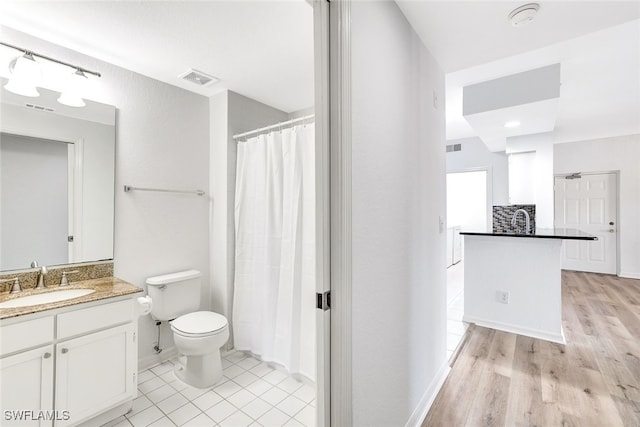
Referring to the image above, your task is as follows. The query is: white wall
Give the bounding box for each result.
[554,134,640,278]
[446,137,509,208]
[351,2,448,425]
[209,90,288,348]
[508,151,536,204]
[2,26,211,367]
[446,171,487,232]
[507,132,554,228]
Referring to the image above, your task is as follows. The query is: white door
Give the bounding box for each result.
[554,173,617,274]
[0,345,54,427]
[54,324,135,426]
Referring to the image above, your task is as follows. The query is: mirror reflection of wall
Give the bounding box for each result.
[1,134,70,270]
[0,80,115,271]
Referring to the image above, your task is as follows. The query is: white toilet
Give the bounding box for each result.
[146,270,229,389]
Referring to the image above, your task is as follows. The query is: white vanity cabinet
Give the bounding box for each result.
[0,297,137,427]
[0,344,55,427]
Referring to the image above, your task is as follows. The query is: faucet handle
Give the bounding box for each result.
[0,278,21,294]
[60,270,80,287]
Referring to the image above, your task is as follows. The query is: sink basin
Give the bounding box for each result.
[0,289,96,309]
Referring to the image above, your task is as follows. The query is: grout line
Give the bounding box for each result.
[109,352,317,427]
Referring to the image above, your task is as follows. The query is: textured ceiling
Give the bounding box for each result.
[0,1,314,113]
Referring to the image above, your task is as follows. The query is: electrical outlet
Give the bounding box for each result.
[496,290,510,304]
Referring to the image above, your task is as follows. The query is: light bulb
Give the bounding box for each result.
[58,69,87,107]
[3,52,41,97]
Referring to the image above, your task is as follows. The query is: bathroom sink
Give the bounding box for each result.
[0,289,96,309]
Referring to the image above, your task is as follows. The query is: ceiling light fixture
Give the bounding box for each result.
[504,120,521,128]
[1,41,101,107]
[4,52,41,97]
[58,69,89,107]
[508,3,540,27]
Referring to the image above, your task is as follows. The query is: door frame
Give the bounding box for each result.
[553,170,620,276]
[313,0,332,426]
[327,0,352,425]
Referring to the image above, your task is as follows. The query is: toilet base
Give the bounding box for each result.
[174,352,224,389]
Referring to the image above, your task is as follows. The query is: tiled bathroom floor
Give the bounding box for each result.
[102,351,316,427]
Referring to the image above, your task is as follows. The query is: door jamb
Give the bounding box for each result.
[313,0,332,426]
[328,0,353,425]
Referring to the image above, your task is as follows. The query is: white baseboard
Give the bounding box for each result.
[404,361,450,427]
[620,271,640,280]
[463,315,566,345]
[138,346,178,371]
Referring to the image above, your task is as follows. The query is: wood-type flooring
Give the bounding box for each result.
[423,270,640,426]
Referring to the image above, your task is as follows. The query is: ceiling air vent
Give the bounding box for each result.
[179,69,219,87]
[25,103,55,113]
[446,143,462,153]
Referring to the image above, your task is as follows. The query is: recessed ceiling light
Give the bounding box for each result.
[508,3,540,27]
[504,121,521,128]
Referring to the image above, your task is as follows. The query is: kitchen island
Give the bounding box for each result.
[460,228,596,344]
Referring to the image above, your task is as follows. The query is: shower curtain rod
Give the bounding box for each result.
[232,114,314,140]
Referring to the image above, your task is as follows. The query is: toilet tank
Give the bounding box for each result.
[146,270,202,321]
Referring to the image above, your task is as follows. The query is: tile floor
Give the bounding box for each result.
[102,352,316,427]
[446,260,468,361]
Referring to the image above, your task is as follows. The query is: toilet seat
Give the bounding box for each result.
[171,311,228,338]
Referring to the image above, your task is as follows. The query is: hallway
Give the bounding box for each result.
[424,270,640,426]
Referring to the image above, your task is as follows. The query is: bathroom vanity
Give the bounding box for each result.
[460,228,596,344]
[0,277,142,427]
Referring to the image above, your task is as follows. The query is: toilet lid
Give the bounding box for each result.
[171,311,228,336]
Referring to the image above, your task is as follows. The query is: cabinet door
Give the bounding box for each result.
[54,324,135,426]
[0,345,54,427]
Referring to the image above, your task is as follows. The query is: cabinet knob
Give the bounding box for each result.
[43,352,51,359]
[61,348,69,354]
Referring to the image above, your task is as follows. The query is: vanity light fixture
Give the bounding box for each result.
[4,51,41,97]
[504,120,521,128]
[58,69,89,107]
[1,41,101,107]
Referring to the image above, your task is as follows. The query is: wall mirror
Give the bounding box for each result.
[0,77,115,271]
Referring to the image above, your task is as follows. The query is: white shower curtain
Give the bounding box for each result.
[233,123,316,381]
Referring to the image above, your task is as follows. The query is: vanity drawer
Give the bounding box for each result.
[1,316,54,356]
[57,299,133,339]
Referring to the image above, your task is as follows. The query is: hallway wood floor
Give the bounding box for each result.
[422,270,640,427]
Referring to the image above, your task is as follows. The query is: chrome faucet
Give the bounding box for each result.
[0,277,21,294]
[511,209,531,234]
[31,261,48,289]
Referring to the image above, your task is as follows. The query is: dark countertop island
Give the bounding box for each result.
[460,227,597,241]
